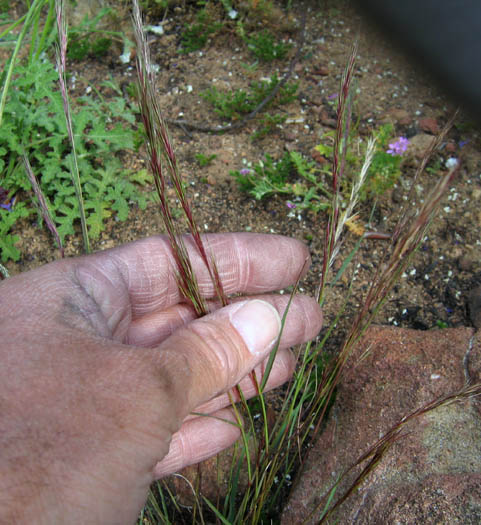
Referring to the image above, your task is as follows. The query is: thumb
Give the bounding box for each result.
[155,299,281,416]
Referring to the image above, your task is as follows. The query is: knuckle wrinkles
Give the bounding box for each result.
[187,321,243,391]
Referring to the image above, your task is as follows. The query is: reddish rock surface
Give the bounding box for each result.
[282,326,481,524]
[419,116,440,134]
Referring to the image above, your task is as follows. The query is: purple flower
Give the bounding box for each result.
[239,168,253,176]
[286,201,297,209]
[0,187,15,212]
[387,136,409,156]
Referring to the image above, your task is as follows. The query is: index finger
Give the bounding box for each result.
[84,233,310,317]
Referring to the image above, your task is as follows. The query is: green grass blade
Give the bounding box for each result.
[202,496,233,525]
[0,0,46,127]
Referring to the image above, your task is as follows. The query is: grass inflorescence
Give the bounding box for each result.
[132,0,228,314]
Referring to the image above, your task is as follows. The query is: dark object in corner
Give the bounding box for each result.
[357,0,481,119]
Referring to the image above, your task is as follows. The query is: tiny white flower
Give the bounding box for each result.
[119,50,131,64]
[445,157,458,169]
[146,24,164,35]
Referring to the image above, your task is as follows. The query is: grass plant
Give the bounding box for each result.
[132,0,228,314]
[131,23,481,522]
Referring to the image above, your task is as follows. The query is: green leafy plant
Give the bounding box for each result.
[313,123,407,202]
[246,123,407,214]
[0,57,149,262]
[0,0,57,129]
[233,152,293,198]
[0,0,11,14]
[180,7,223,54]
[201,73,298,121]
[231,150,331,212]
[250,112,286,140]
[360,123,406,199]
[65,7,126,61]
[195,152,217,167]
[67,35,112,61]
[0,203,30,263]
[234,123,407,215]
[245,29,291,62]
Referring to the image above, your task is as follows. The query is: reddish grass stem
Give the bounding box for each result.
[23,154,64,258]
[132,0,228,314]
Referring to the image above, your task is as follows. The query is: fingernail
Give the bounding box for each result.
[230,300,281,356]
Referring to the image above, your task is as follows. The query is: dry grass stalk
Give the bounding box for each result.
[316,382,481,523]
[55,0,90,254]
[317,41,359,304]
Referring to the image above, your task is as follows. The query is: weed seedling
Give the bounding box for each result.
[195,152,217,167]
[201,74,298,121]
[231,151,331,212]
[180,8,223,54]
[245,29,291,62]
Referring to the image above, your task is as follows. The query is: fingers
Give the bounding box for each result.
[152,349,296,478]
[76,233,311,319]
[151,300,282,415]
[187,347,296,421]
[126,293,323,348]
[146,292,321,417]
[152,408,240,478]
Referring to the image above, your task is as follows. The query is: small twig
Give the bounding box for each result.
[166,8,307,134]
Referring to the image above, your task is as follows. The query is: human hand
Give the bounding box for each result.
[0,233,322,524]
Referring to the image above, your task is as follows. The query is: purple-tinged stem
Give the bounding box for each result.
[23,154,64,258]
[133,0,228,315]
